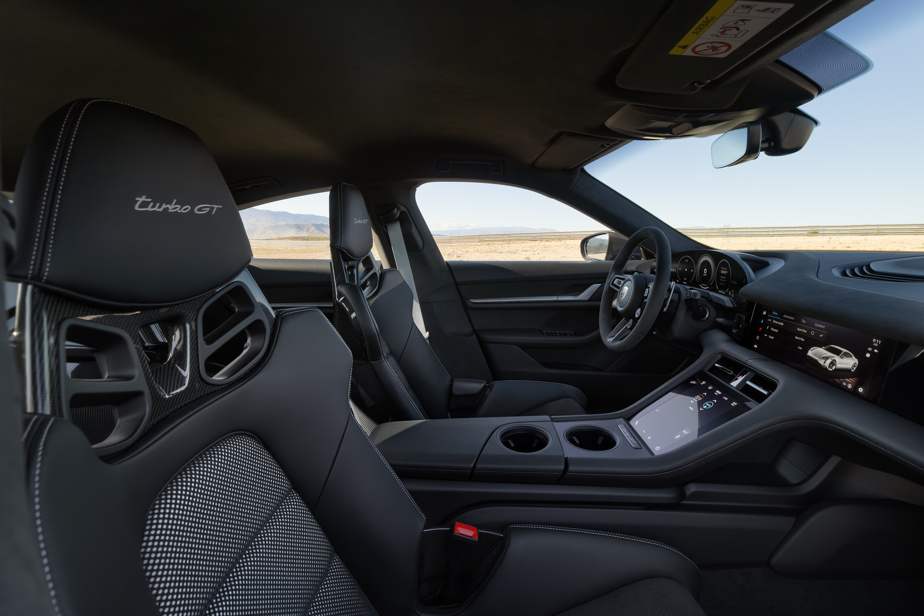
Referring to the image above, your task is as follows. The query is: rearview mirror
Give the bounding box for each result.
[712,110,818,168]
[711,123,761,168]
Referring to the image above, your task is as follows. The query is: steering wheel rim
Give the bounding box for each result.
[598,226,672,352]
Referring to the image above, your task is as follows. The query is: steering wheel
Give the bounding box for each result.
[599,226,672,351]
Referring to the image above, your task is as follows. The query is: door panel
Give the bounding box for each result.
[248,258,333,316]
[449,260,693,411]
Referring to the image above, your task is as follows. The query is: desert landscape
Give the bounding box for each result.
[250,234,924,261]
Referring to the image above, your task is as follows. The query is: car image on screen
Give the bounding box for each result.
[807,345,859,372]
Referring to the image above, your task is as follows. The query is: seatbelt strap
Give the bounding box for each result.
[383,208,428,339]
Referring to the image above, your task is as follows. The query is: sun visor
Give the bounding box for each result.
[615,0,871,95]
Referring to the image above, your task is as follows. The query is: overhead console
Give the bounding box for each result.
[748,304,897,401]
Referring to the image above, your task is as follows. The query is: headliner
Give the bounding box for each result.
[0,0,870,204]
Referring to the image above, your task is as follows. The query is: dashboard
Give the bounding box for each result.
[671,249,753,298]
[659,248,920,419]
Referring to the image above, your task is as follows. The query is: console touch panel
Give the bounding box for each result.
[630,376,755,455]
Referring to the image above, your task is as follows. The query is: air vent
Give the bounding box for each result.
[838,265,924,282]
[837,256,924,282]
[197,282,270,384]
[708,355,747,385]
[58,319,151,454]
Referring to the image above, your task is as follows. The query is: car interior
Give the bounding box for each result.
[2,1,923,616]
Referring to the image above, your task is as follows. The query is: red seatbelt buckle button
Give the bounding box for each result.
[453,522,478,542]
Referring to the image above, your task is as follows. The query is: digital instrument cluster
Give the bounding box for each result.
[749,305,897,401]
[671,250,751,298]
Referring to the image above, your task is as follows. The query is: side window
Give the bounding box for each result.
[241,191,330,260]
[415,182,607,261]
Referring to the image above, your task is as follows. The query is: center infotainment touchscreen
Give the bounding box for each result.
[630,376,755,455]
[749,306,896,400]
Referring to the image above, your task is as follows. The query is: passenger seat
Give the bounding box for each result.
[329,183,589,423]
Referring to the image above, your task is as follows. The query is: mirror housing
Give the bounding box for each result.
[711,123,762,168]
[712,109,818,168]
[763,109,818,157]
[580,232,627,261]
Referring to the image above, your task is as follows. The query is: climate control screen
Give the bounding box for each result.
[630,376,755,455]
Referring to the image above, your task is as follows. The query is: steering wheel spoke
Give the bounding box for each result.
[609,274,628,291]
[606,318,633,343]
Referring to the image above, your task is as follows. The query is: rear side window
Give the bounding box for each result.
[415,182,606,261]
[242,192,330,260]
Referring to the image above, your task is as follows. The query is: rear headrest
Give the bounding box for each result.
[8,99,252,306]
[329,183,373,260]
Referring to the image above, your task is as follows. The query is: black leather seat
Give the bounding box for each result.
[10,100,704,616]
[329,183,589,424]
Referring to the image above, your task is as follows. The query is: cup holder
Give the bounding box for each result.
[566,427,617,451]
[499,426,550,453]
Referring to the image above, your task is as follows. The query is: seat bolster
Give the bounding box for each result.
[474,380,587,417]
[459,525,701,616]
[338,282,385,360]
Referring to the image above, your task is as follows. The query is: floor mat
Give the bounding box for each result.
[698,568,924,616]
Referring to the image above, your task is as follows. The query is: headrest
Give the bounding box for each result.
[8,99,252,306]
[329,183,373,260]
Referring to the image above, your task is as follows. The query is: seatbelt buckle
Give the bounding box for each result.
[447,522,479,562]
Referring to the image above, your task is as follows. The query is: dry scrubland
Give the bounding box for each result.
[250,235,924,261]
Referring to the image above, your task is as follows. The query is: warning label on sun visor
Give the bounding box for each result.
[670,1,794,58]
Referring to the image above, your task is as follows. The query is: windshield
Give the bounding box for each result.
[585,1,923,253]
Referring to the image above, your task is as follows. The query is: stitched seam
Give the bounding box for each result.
[40,99,183,283]
[352,415,425,520]
[303,550,339,614]
[381,357,426,420]
[422,527,504,537]
[507,524,698,570]
[354,290,426,420]
[22,415,39,442]
[32,419,62,616]
[29,102,77,279]
[279,307,423,519]
[42,100,96,282]
[203,485,300,612]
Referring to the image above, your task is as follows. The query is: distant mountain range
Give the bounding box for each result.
[240,208,555,239]
[430,227,554,236]
[240,209,330,239]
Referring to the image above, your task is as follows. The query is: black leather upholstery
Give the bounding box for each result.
[8,99,252,306]
[14,103,703,616]
[460,525,701,616]
[329,183,374,260]
[328,183,588,421]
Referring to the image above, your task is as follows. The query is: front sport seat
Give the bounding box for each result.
[329,183,589,424]
[10,100,705,616]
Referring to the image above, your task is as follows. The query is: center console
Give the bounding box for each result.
[373,342,778,483]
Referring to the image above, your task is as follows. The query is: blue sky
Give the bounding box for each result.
[259,0,922,231]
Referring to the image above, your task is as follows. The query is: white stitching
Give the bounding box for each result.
[351,414,426,520]
[41,100,96,282]
[32,419,62,616]
[21,415,39,442]
[29,102,77,279]
[277,307,425,520]
[507,524,698,570]
[354,289,426,420]
[40,99,183,282]
[422,527,504,537]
